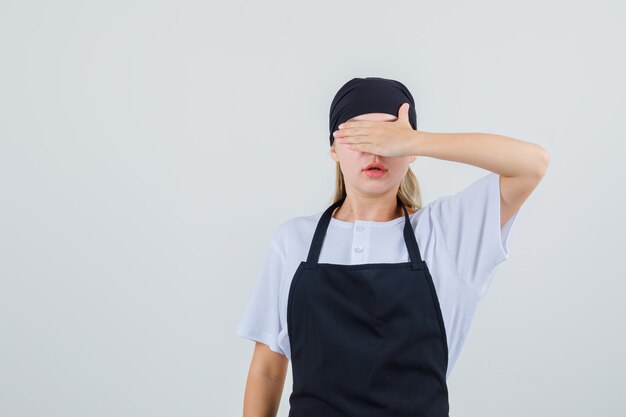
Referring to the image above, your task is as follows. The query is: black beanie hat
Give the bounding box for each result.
[328,77,417,146]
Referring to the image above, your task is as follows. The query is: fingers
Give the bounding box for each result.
[335,137,361,145]
[333,128,367,139]
[338,121,372,130]
[347,142,376,154]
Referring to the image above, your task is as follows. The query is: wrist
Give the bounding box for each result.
[408,130,429,157]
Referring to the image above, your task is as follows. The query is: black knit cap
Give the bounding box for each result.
[328,77,417,146]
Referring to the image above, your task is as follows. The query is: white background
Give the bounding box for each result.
[1,0,624,416]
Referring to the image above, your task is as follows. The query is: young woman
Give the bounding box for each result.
[236,77,549,417]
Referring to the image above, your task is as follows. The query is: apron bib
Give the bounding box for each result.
[287,197,450,417]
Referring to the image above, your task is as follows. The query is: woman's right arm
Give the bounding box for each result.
[242,341,289,417]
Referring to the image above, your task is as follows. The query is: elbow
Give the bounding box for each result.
[532,145,550,178]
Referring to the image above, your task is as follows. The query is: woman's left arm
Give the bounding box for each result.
[409,131,550,226]
[334,105,550,226]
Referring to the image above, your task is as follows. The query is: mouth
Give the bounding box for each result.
[362,163,388,172]
[362,163,388,178]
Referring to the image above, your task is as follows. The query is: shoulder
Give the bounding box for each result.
[270,209,324,251]
[409,199,438,232]
[423,172,500,224]
[431,172,499,205]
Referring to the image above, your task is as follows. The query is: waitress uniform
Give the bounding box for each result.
[287,196,449,416]
[236,172,522,416]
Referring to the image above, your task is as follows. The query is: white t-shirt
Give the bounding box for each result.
[235,172,520,380]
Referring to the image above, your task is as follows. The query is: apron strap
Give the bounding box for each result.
[305,196,425,270]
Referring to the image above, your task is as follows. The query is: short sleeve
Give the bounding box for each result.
[430,172,520,297]
[235,236,286,356]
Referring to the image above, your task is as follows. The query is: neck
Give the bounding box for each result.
[333,192,414,222]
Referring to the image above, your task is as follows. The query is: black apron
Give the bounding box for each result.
[287,196,450,417]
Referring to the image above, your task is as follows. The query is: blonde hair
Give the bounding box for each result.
[330,161,423,212]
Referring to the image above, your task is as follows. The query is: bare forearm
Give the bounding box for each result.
[410,131,549,178]
[242,370,285,417]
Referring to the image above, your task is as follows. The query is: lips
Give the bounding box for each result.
[363,163,387,172]
[362,163,388,178]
